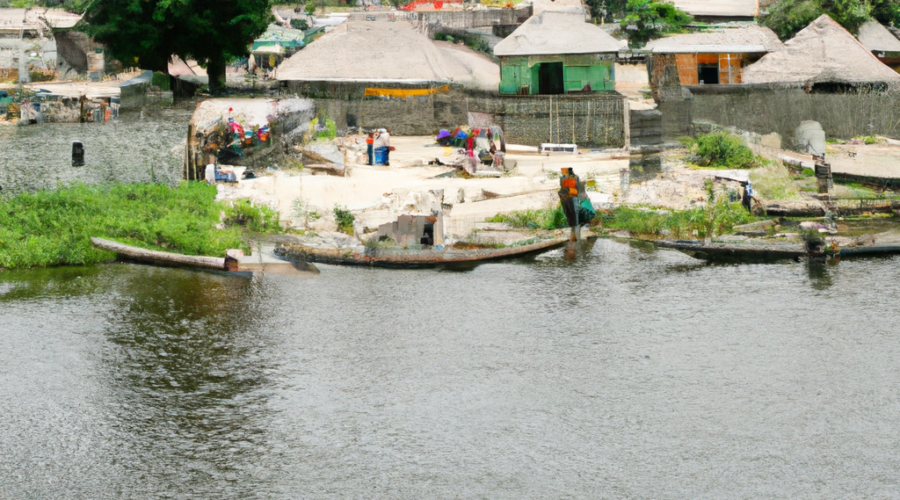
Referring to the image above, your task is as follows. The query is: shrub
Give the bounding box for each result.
[224,200,282,233]
[290,18,309,30]
[599,198,755,239]
[333,204,355,234]
[621,0,693,48]
[695,132,757,169]
[487,205,568,230]
[0,182,277,269]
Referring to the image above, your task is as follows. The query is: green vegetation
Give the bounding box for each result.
[750,163,802,201]
[434,32,491,55]
[223,200,282,233]
[0,183,280,270]
[599,199,755,239]
[691,132,757,169]
[333,204,355,234]
[290,18,310,30]
[309,117,338,140]
[761,0,899,40]
[621,0,693,48]
[80,0,271,94]
[486,205,568,230]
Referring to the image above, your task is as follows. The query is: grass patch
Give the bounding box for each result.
[599,199,755,239]
[486,205,568,230]
[688,132,758,169]
[750,163,801,201]
[333,204,355,235]
[0,182,279,269]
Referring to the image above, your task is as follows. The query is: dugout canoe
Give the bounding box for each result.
[90,237,236,271]
[274,237,569,268]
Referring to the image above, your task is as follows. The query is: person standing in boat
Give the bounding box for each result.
[558,168,585,241]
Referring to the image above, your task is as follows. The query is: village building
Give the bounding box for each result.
[493,11,624,95]
[743,15,900,91]
[276,20,499,92]
[644,26,783,86]
[857,20,900,73]
[0,7,85,82]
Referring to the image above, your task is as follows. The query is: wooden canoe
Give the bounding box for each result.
[275,237,569,268]
[91,237,233,271]
[653,239,807,262]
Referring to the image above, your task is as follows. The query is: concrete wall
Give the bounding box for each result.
[657,84,900,148]
[53,30,102,75]
[285,81,627,147]
[614,61,650,98]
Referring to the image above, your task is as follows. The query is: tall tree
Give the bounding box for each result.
[621,0,692,48]
[80,0,271,94]
[761,0,898,40]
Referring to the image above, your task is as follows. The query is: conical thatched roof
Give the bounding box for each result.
[743,15,900,87]
[493,11,624,57]
[276,20,499,90]
[858,20,900,54]
[644,26,783,54]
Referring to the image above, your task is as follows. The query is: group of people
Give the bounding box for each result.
[365,128,392,166]
[435,125,507,173]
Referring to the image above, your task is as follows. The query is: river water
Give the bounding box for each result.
[2,239,899,499]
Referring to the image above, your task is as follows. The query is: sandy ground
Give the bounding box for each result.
[217,136,627,237]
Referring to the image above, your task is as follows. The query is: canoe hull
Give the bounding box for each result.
[275,238,569,268]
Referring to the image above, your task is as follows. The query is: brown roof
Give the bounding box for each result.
[743,15,900,87]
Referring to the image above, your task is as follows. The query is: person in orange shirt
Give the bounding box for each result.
[366,132,374,165]
[558,168,583,241]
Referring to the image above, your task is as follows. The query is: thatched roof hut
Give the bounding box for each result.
[276,20,499,91]
[857,20,900,54]
[743,15,900,89]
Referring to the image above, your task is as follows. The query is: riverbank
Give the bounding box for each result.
[0,182,279,270]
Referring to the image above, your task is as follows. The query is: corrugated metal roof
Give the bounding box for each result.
[493,11,624,57]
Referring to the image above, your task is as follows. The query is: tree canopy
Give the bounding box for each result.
[761,0,900,40]
[620,0,693,48]
[79,0,271,94]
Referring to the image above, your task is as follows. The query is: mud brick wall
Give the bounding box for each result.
[285,82,626,147]
[658,84,900,149]
[493,94,626,148]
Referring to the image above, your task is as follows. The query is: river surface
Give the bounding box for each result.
[0,106,193,194]
[2,239,899,498]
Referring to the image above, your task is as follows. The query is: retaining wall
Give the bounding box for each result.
[285,81,627,147]
[658,84,900,149]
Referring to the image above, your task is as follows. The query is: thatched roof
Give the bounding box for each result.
[858,20,900,54]
[276,20,499,90]
[743,15,900,87]
[644,26,782,54]
[671,0,758,18]
[493,11,623,57]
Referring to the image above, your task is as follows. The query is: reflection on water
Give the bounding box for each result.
[2,242,900,498]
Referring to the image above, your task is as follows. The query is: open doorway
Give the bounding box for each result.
[538,62,564,95]
[698,64,719,84]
